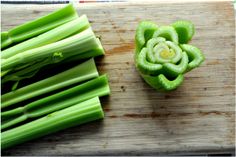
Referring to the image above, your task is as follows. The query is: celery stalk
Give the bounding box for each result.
[1,75,110,130]
[1,58,99,109]
[1,15,90,59]
[1,97,104,150]
[1,27,105,83]
[2,27,103,70]
[1,4,78,49]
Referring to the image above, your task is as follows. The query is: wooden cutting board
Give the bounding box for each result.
[1,1,235,155]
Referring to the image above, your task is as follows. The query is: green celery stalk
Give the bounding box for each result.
[1,75,110,130]
[1,4,78,49]
[1,27,105,83]
[1,15,90,59]
[1,58,99,109]
[1,97,104,150]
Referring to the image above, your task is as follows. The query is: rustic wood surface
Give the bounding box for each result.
[1,1,235,155]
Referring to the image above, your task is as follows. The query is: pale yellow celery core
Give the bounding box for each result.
[160,49,175,59]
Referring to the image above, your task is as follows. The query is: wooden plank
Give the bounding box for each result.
[1,1,235,155]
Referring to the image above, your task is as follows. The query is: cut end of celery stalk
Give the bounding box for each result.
[64,38,105,63]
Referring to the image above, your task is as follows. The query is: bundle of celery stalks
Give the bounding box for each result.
[1,4,110,149]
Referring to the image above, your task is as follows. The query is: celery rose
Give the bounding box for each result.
[135,20,205,91]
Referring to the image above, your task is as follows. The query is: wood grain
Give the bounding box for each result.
[1,1,235,155]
